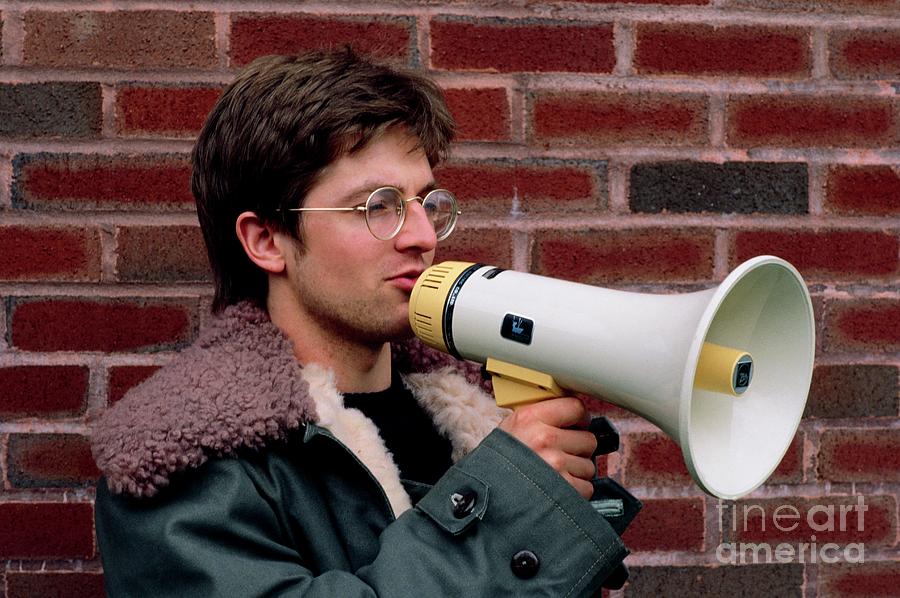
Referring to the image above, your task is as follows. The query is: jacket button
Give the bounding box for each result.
[510,550,540,579]
[449,488,477,519]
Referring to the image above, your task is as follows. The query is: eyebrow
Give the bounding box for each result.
[341,180,439,203]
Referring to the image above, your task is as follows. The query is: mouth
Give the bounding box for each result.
[387,269,424,293]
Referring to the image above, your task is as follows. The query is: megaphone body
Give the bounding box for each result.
[409,256,815,500]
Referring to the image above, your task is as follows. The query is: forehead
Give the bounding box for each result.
[314,128,432,194]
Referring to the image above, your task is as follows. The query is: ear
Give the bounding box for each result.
[235,211,287,274]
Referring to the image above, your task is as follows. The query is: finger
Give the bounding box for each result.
[552,428,598,458]
[562,473,594,500]
[517,396,587,429]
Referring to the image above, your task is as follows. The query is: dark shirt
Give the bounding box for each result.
[343,371,454,486]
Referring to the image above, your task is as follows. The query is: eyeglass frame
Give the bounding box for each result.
[282,186,462,241]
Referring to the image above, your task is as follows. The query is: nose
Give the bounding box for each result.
[394,198,437,253]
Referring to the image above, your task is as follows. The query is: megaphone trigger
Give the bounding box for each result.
[483,357,564,408]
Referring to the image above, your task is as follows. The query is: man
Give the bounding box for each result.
[91,49,631,596]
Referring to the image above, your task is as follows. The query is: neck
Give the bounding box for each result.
[266,289,392,393]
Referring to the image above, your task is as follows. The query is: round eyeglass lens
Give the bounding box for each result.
[423,189,458,240]
[365,187,404,240]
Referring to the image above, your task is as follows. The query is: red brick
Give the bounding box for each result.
[230,14,411,67]
[727,96,897,148]
[826,165,900,216]
[635,24,809,77]
[730,495,895,546]
[0,502,94,558]
[534,228,715,284]
[108,365,161,404]
[7,572,106,598]
[8,434,99,488]
[819,429,900,483]
[820,562,900,598]
[24,11,215,69]
[0,365,89,418]
[768,434,804,484]
[533,92,708,146]
[10,298,197,352]
[435,228,512,268]
[622,498,705,551]
[622,431,691,486]
[442,88,510,142]
[117,85,222,137]
[117,226,211,283]
[432,18,614,74]
[13,153,193,210]
[435,160,602,215]
[806,364,898,419]
[831,30,900,80]
[824,298,900,353]
[732,229,898,280]
[0,226,101,281]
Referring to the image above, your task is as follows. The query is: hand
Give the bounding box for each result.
[498,397,598,499]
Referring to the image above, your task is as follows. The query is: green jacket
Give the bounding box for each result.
[92,303,628,596]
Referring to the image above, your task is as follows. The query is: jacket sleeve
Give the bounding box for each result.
[95,428,628,597]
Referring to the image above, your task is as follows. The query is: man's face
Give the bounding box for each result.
[281,127,439,345]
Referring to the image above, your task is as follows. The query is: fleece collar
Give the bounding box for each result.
[90,302,505,517]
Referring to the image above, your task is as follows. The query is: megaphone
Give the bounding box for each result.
[409,256,815,500]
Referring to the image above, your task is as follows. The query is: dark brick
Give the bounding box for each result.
[12,153,193,211]
[8,434,99,488]
[824,298,900,353]
[435,159,604,215]
[117,226,211,283]
[727,96,896,148]
[230,14,411,66]
[435,227,512,268]
[0,502,94,558]
[622,431,691,486]
[820,562,900,598]
[431,17,614,73]
[534,228,715,284]
[24,11,216,69]
[819,430,900,483]
[10,298,197,352]
[0,365,89,419]
[730,495,895,546]
[806,365,898,419]
[630,161,807,214]
[826,165,900,216]
[0,83,101,138]
[635,24,809,77]
[625,565,803,597]
[593,0,707,4]
[732,230,898,279]
[442,88,510,142]
[117,85,223,137]
[730,0,900,13]
[622,498,705,551]
[768,434,805,485]
[7,572,106,598]
[108,365,161,404]
[831,29,900,80]
[533,92,708,146]
[0,226,102,281]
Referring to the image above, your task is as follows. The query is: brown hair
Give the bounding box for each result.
[191,49,455,313]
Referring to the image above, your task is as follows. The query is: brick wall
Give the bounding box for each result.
[0,1,897,597]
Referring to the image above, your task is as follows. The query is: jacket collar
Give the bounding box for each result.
[90,301,505,514]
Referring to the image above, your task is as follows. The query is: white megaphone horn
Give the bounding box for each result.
[409,256,815,500]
